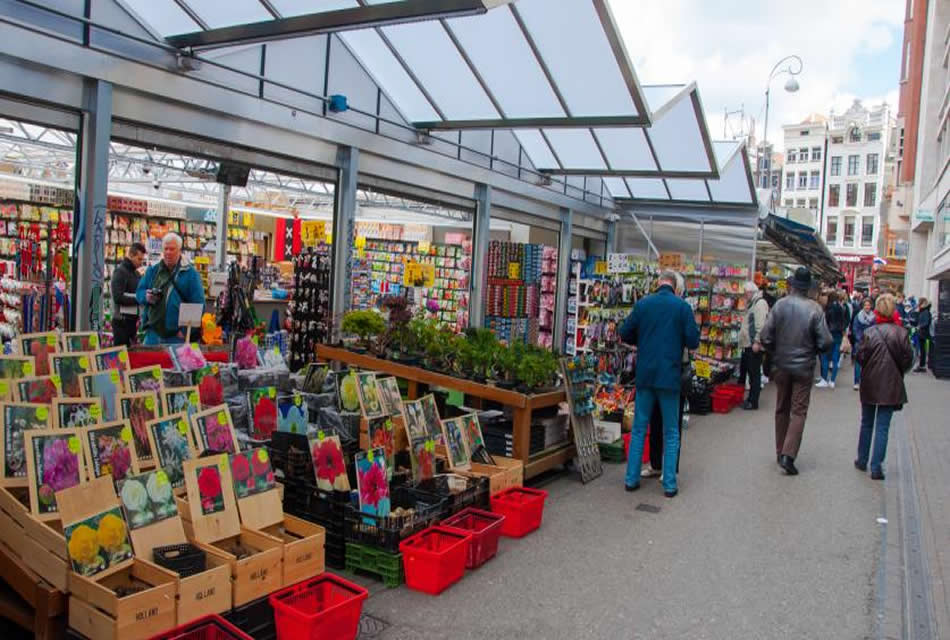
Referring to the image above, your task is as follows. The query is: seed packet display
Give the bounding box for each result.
[277,394,308,434]
[52,398,103,429]
[192,364,224,407]
[116,468,178,529]
[62,332,99,352]
[190,405,239,455]
[458,412,486,456]
[356,373,384,419]
[80,370,122,422]
[93,346,130,384]
[162,386,201,423]
[336,371,361,413]
[408,436,436,483]
[229,448,276,500]
[355,447,390,521]
[0,402,52,486]
[80,420,141,482]
[124,365,165,396]
[24,428,86,520]
[50,353,95,398]
[63,504,133,577]
[18,332,59,376]
[0,356,37,380]
[247,387,278,439]
[418,394,442,441]
[119,392,159,466]
[15,376,62,404]
[145,413,195,491]
[376,377,402,417]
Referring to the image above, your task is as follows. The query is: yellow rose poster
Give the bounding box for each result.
[64,506,133,576]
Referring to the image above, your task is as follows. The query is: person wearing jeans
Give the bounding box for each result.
[738,281,770,409]
[850,299,875,389]
[818,290,847,388]
[854,294,913,479]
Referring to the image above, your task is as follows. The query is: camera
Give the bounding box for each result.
[148,288,164,302]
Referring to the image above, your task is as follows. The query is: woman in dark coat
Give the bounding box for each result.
[915,297,933,371]
[854,294,914,480]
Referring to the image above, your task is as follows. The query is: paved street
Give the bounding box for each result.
[360,363,948,640]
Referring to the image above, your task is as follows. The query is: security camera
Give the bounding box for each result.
[141,166,151,175]
[605,213,621,222]
[152,178,161,190]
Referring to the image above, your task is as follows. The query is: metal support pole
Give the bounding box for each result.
[605,219,617,254]
[332,146,359,330]
[698,219,705,263]
[553,207,573,353]
[72,79,112,331]
[214,184,230,270]
[469,183,491,328]
[628,212,659,258]
[750,223,759,275]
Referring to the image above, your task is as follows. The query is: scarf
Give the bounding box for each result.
[857,309,875,326]
[874,310,896,324]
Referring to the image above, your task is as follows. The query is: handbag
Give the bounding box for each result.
[840,335,851,354]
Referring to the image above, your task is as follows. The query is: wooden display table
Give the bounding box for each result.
[0,542,65,639]
[315,345,574,479]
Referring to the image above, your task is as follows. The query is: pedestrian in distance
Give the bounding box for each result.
[817,290,847,388]
[854,294,913,480]
[738,281,769,410]
[759,267,833,476]
[619,270,700,497]
[110,242,146,347]
[850,298,876,389]
[136,232,206,346]
[915,298,933,372]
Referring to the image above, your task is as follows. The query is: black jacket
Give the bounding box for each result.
[111,258,141,318]
[918,304,932,336]
[825,302,847,335]
[856,320,913,407]
[760,290,833,378]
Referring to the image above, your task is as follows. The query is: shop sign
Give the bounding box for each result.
[404,261,435,287]
[913,208,934,225]
[694,360,712,379]
[300,221,326,245]
[836,255,864,263]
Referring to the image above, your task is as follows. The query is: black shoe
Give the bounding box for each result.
[778,455,798,475]
[625,483,640,492]
[777,453,782,465]
[870,470,885,480]
[743,400,758,410]
[664,489,678,498]
[854,460,867,472]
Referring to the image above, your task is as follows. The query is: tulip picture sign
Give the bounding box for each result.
[58,477,135,579]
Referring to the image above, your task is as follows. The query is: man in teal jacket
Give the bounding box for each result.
[135,232,205,345]
[619,270,700,497]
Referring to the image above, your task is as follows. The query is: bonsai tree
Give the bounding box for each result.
[461,328,501,381]
[340,310,386,351]
[379,295,413,357]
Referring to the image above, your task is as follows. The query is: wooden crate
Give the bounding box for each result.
[68,559,178,640]
[464,456,524,495]
[0,489,69,592]
[186,526,283,607]
[174,554,232,626]
[258,515,325,587]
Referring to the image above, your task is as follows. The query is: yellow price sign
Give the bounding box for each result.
[417,241,431,254]
[178,420,188,434]
[694,360,712,379]
[151,368,162,379]
[118,350,128,363]
[46,335,57,347]
[89,404,102,419]
[78,356,89,369]
[144,397,155,411]
[0,381,8,396]
[507,262,520,279]
[22,362,33,376]
[89,335,98,347]
[36,407,49,421]
[120,426,132,443]
[68,436,81,454]
[109,370,120,383]
[594,261,608,275]
[403,261,435,288]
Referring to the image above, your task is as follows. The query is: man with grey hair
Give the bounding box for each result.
[619,270,699,497]
[135,232,205,345]
[738,280,770,409]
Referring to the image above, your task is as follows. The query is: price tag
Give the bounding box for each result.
[46,335,57,347]
[217,411,227,424]
[89,335,98,347]
[594,261,608,275]
[293,395,302,407]
[118,350,128,363]
[36,407,48,421]
[268,388,276,399]
[0,381,8,396]
[252,336,259,346]
[178,420,188,434]
[50,374,61,386]
[258,449,269,463]
[191,343,199,352]
[218,457,228,474]
[22,362,33,376]
[151,367,162,379]
[212,364,219,375]
[424,440,434,452]
[78,356,89,369]
[90,404,102,419]
[273,347,280,358]
[694,360,712,379]
[367,449,374,462]
[155,470,169,487]
[189,392,199,406]
[144,397,155,411]
[109,370,120,383]
[317,430,325,441]
[68,436,81,454]
[120,426,132,443]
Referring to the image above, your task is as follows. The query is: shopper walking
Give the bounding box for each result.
[110,242,146,347]
[854,294,913,480]
[620,270,699,497]
[738,281,769,409]
[759,267,833,476]
[136,233,205,346]
[817,290,847,388]
[851,298,875,389]
[915,298,933,372]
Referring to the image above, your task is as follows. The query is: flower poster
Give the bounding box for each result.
[196,464,225,516]
[119,392,159,464]
[308,434,350,492]
[336,372,361,413]
[162,386,201,423]
[440,417,472,471]
[15,376,61,404]
[368,416,395,480]
[459,412,485,453]
[418,394,443,441]
[93,347,130,385]
[80,370,122,422]
[50,353,94,398]
[247,388,277,439]
[230,448,276,500]
[356,373,384,419]
[408,437,436,483]
[0,356,35,380]
[125,366,165,396]
[145,414,195,490]
[24,429,86,519]
[64,507,133,576]
[116,469,177,529]
[19,332,59,376]
[402,398,428,441]
[53,398,102,430]
[192,365,224,408]
[1,402,51,485]
[81,421,140,482]
[376,377,402,417]
[355,447,390,521]
[191,406,239,454]
[277,395,308,434]
[63,332,99,352]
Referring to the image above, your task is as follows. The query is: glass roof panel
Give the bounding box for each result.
[378,20,499,120]
[665,179,710,201]
[447,9,564,118]
[269,0,359,17]
[646,91,710,172]
[542,129,606,171]
[593,128,655,172]
[712,140,741,169]
[601,177,631,198]
[514,0,638,118]
[512,130,559,169]
[122,0,201,36]
[707,153,755,204]
[185,0,273,28]
[625,178,668,200]
[642,85,686,113]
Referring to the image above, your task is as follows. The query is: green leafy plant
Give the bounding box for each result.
[514,344,559,392]
[340,310,386,351]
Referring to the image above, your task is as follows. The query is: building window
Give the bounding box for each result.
[832,136,844,144]
[828,184,840,207]
[827,217,838,244]
[785,199,793,207]
[797,199,806,207]
[801,130,810,136]
[866,153,879,174]
[809,170,820,189]
[809,198,818,210]
[800,147,809,160]
[844,215,856,245]
[849,128,862,143]
[786,172,794,189]
[864,183,877,207]
[846,183,858,207]
[798,172,808,189]
[811,147,822,161]
[861,217,874,247]
[848,155,860,175]
[831,156,842,176]
[772,173,780,187]
[787,149,797,163]
[868,132,881,141]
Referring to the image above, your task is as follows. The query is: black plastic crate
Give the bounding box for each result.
[409,474,490,516]
[343,485,447,553]
[153,543,206,578]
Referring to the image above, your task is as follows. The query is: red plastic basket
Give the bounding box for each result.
[441,507,505,569]
[399,525,472,595]
[148,615,252,640]
[718,383,746,403]
[269,573,368,640]
[710,392,733,413]
[489,487,548,538]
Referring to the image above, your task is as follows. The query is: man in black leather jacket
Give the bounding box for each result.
[759,267,833,475]
[110,242,145,346]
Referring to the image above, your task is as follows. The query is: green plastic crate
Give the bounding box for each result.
[598,438,626,463]
[345,542,404,588]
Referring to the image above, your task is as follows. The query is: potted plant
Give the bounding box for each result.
[461,328,500,383]
[340,310,386,353]
[515,345,560,394]
[493,342,521,389]
[379,295,413,360]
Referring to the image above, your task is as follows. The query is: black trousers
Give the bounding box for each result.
[112,316,138,347]
[738,347,763,406]
[648,393,685,471]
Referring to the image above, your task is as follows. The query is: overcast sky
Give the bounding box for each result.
[609,0,905,151]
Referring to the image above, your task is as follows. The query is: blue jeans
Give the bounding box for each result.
[853,361,862,385]
[625,387,681,492]
[820,335,843,382]
[856,403,894,474]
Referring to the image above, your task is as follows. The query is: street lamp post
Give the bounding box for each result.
[762,55,803,198]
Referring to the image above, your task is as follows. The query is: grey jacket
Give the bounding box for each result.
[759,291,833,378]
[738,294,769,349]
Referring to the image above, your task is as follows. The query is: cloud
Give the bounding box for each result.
[609,0,904,150]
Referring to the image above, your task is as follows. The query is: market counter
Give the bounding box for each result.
[315,345,574,480]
